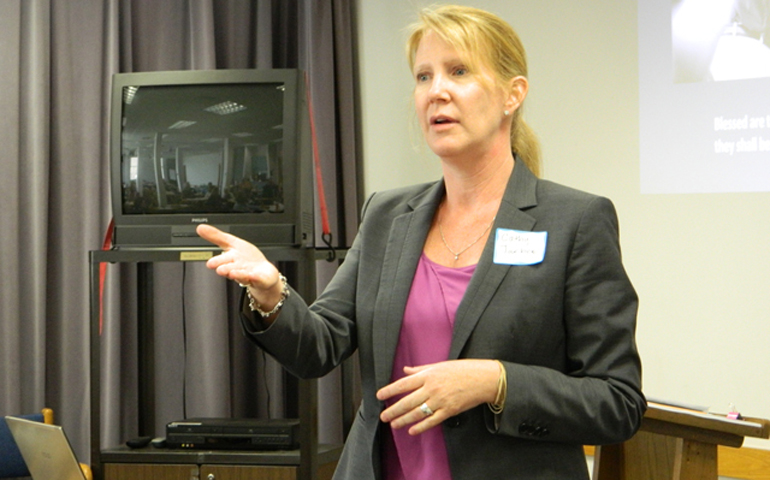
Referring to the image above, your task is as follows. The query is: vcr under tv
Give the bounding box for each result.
[166,418,300,450]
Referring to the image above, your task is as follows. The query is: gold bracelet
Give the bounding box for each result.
[488,360,507,414]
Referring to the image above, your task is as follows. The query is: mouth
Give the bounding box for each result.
[430,115,457,126]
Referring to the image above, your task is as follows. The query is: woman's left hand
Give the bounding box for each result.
[376,359,501,435]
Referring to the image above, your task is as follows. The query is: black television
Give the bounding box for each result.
[109,69,314,248]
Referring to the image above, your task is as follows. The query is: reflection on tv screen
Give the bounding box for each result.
[120,82,286,215]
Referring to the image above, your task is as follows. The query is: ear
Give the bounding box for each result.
[505,76,529,114]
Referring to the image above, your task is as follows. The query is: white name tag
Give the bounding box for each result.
[493,229,547,266]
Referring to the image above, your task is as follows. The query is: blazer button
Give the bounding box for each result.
[518,423,534,436]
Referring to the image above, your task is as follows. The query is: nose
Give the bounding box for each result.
[428,74,450,102]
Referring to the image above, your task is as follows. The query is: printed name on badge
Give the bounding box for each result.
[493,229,547,266]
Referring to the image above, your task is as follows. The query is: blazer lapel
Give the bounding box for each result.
[449,161,539,359]
[372,182,444,389]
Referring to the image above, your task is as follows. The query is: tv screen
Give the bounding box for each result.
[109,69,313,248]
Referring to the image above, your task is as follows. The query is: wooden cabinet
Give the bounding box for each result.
[103,463,196,480]
[104,458,338,480]
[201,465,299,480]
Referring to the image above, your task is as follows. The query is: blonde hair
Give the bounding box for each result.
[406,5,541,176]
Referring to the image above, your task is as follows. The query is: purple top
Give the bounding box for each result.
[383,253,476,480]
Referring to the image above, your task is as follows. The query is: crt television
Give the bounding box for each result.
[109,69,314,248]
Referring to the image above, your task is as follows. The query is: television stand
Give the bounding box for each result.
[88,246,348,480]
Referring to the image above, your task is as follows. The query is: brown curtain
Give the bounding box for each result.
[0,0,361,463]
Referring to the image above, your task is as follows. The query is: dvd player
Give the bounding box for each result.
[166,418,299,450]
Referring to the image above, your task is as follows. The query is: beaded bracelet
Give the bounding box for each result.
[243,274,289,318]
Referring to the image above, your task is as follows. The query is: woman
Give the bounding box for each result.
[197,5,645,479]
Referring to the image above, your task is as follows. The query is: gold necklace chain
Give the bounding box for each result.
[438,215,496,261]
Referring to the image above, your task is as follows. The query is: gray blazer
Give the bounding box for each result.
[243,162,645,479]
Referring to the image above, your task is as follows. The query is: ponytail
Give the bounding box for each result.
[511,112,541,177]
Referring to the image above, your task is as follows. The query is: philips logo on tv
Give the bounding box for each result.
[191,218,209,224]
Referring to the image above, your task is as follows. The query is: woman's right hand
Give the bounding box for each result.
[196,224,284,310]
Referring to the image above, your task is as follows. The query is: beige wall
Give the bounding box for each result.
[357,0,770,449]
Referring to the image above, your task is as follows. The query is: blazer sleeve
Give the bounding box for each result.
[236,193,379,379]
[486,195,645,446]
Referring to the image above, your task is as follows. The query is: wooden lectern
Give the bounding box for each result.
[592,403,770,480]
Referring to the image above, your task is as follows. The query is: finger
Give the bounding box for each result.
[376,372,425,402]
[407,412,445,435]
[196,224,238,250]
[388,399,446,432]
[211,259,243,279]
[222,265,277,288]
[376,364,436,401]
[403,363,436,375]
[379,384,430,424]
[204,248,239,270]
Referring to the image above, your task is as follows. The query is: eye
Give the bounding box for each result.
[454,66,468,76]
[416,72,430,83]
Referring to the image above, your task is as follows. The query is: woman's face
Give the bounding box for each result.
[413,31,512,162]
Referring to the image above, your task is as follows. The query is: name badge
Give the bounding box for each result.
[493,229,547,266]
